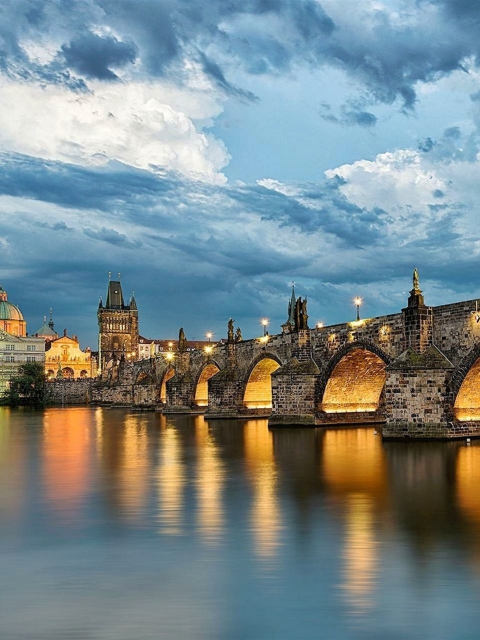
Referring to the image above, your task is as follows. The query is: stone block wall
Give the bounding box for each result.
[48,379,92,405]
[383,368,452,438]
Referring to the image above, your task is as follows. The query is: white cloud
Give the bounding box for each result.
[0,76,229,183]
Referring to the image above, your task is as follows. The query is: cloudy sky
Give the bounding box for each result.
[2,0,480,348]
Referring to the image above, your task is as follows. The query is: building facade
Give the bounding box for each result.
[97,277,138,371]
[0,329,45,392]
[45,331,95,379]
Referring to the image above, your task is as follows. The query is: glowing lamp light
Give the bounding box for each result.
[204,345,213,355]
[206,332,213,342]
[261,318,269,336]
[165,352,174,361]
[316,321,324,329]
[353,296,363,321]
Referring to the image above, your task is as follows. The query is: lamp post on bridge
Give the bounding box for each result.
[261,318,269,336]
[354,297,362,321]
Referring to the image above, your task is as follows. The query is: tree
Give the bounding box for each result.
[1,362,50,408]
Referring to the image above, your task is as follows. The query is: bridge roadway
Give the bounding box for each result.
[112,286,480,440]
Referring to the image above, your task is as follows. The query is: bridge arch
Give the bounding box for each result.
[243,352,282,410]
[451,344,480,421]
[319,341,391,416]
[194,360,221,407]
[159,366,175,403]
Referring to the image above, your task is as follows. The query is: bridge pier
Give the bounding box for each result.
[269,330,319,426]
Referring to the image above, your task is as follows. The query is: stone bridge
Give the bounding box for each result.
[99,277,480,440]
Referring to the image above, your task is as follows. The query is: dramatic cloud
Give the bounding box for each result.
[2,0,480,347]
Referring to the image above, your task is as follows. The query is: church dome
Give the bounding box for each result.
[0,286,24,321]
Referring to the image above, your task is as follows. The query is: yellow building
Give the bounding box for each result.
[45,331,94,379]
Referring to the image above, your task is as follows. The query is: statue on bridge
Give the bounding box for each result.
[235,327,243,342]
[294,297,309,330]
[228,318,235,343]
[178,327,188,352]
[413,267,420,291]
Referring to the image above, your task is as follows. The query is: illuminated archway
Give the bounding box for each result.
[195,364,220,407]
[160,368,175,403]
[454,357,480,421]
[62,367,74,379]
[243,357,281,409]
[321,348,386,414]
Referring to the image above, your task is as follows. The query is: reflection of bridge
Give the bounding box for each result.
[103,275,480,439]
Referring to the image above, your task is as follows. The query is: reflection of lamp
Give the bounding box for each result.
[354,297,362,321]
[261,318,269,336]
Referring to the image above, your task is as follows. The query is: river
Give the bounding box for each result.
[0,407,480,639]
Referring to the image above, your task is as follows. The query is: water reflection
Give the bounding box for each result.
[244,420,282,559]
[2,408,480,638]
[42,408,92,522]
[195,417,225,543]
[156,416,186,535]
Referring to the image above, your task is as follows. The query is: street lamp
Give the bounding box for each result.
[316,321,324,329]
[261,318,269,336]
[206,332,213,342]
[354,297,362,321]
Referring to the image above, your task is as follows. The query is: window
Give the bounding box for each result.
[5,355,15,362]
[27,345,36,352]
[5,344,14,351]
[26,356,36,363]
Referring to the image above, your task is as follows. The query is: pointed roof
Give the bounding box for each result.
[35,316,58,339]
[282,284,296,330]
[105,280,125,309]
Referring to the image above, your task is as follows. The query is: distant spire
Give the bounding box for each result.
[48,307,54,330]
[108,271,112,281]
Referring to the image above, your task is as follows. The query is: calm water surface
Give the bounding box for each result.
[1,407,480,639]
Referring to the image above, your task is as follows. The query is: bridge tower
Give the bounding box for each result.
[97,274,138,373]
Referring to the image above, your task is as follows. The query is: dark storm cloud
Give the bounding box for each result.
[2,0,480,112]
[83,226,140,247]
[320,103,377,127]
[61,32,137,80]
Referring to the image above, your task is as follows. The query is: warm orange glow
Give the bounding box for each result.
[457,445,480,526]
[204,345,213,355]
[195,417,224,543]
[195,363,220,406]
[340,494,379,614]
[244,420,281,558]
[322,429,387,496]
[160,367,175,403]
[454,357,480,421]
[165,352,174,361]
[243,358,280,409]
[321,349,385,414]
[42,408,91,518]
[156,424,185,535]
[316,321,324,329]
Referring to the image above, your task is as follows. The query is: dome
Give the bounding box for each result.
[0,286,24,321]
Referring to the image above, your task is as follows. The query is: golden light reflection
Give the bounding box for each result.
[0,408,25,520]
[116,415,149,521]
[195,417,224,543]
[156,423,185,535]
[322,429,387,500]
[340,494,379,614]
[244,420,282,559]
[456,445,480,526]
[42,408,92,519]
